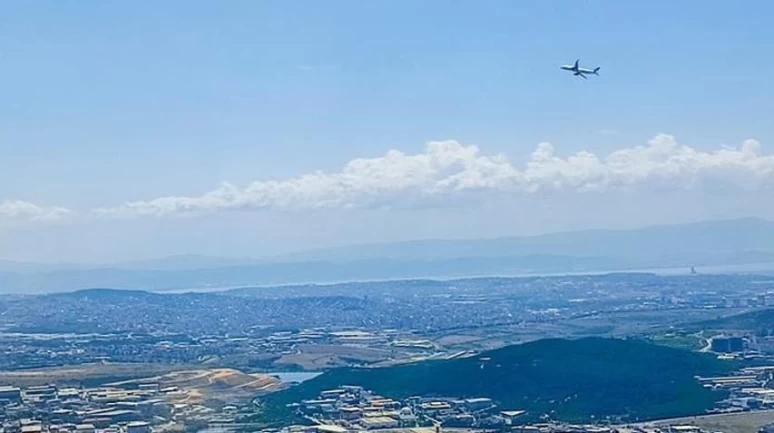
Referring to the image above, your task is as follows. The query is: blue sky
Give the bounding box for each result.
[1,1,773,262]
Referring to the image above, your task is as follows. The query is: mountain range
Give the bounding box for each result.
[1,217,773,293]
[273,216,774,262]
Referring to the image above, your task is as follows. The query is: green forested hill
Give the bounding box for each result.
[260,338,735,424]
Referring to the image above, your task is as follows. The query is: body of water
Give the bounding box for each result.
[269,371,322,383]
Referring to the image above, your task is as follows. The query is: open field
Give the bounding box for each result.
[274,344,393,370]
[107,368,281,406]
[0,362,196,387]
[645,410,774,433]
[0,363,281,408]
[424,308,745,353]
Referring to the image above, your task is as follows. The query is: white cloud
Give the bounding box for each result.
[93,134,774,218]
[0,200,73,222]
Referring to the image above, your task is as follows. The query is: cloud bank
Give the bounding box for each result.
[0,200,72,222]
[93,134,772,218]
[4,134,773,222]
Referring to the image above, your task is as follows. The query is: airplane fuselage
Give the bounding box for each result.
[560,66,598,73]
[560,60,599,78]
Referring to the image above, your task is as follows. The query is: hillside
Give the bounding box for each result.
[106,368,281,406]
[259,338,735,424]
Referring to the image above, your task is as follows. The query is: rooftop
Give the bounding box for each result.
[360,417,398,425]
[316,426,349,433]
[501,410,527,417]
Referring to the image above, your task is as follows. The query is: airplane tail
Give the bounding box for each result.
[593,66,600,75]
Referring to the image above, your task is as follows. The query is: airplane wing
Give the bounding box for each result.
[574,59,579,70]
[576,72,587,79]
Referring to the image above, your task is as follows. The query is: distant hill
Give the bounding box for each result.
[1,218,773,293]
[695,308,774,333]
[260,337,734,425]
[0,255,623,293]
[273,217,774,262]
[52,287,164,300]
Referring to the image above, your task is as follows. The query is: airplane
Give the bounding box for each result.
[560,59,600,79]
